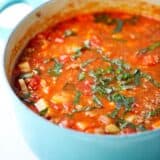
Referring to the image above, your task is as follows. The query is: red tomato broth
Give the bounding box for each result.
[12,11,160,135]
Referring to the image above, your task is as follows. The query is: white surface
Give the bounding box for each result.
[0,3,32,29]
[0,41,38,160]
[0,4,38,160]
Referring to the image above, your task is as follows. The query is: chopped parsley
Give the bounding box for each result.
[113,19,124,33]
[78,71,86,81]
[109,93,135,111]
[107,108,119,118]
[94,13,115,25]
[72,48,82,59]
[137,41,160,55]
[92,95,103,107]
[80,59,95,68]
[48,59,63,76]
[146,108,160,118]
[73,90,82,105]
[39,108,48,116]
[72,40,91,60]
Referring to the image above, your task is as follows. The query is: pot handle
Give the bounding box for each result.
[0,0,46,44]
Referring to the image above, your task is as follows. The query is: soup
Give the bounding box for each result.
[12,11,160,135]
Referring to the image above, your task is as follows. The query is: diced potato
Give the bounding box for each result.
[51,92,70,104]
[40,79,47,87]
[99,115,112,125]
[35,98,48,112]
[40,79,49,94]
[152,120,160,129]
[18,61,31,73]
[125,114,136,123]
[112,33,123,39]
[18,79,29,94]
[76,121,88,130]
[66,45,80,53]
[105,124,120,134]
[59,119,69,128]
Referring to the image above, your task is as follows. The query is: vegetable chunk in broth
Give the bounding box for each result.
[12,12,160,135]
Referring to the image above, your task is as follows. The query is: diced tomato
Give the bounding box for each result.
[59,55,71,64]
[142,54,160,66]
[28,75,40,90]
[54,37,64,43]
[132,103,143,114]
[122,127,136,134]
[77,80,93,96]
[29,105,39,113]
[51,103,63,111]
[90,35,101,48]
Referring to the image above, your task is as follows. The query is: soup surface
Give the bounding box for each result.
[12,12,160,135]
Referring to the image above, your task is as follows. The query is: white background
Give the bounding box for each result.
[0,3,38,160]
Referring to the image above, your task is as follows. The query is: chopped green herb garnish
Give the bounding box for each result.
[72,48,82,59]
[93,95,103,107]
[19,72,33,79]
[78,71,86,81]
[113,19,124,33]
[39,108,48,116]
[94,13,124,33]
[20,92,31,100]
[107,108,119,118]
[133,69,141,86]
[94,13,115,25]
[117,118,136,129]
[81,59,95,68]
[136,124,146,132]
[145,108,160,118]
[109,93,134,111]
[48,59,63,76]
[72,40,91,60]
[68,105,99,117]
[137,41,160,55]
[73,90,82,105]
[142,73,160,88]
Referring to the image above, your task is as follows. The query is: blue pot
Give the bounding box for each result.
[1,0,160,160]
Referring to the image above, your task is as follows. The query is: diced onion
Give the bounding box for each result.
[125,114,136,123]
[18,79,29,94]
[18,61,31,73]
[51,92,70,104]
[35,98,48,112]
[105,124,120,134]
[76,121,88,130]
